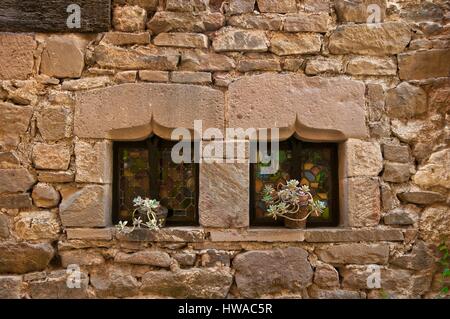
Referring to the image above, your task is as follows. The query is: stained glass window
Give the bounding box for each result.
[250,138,339,227]
[113,137,198,226]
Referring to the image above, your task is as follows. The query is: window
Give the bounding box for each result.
[250,138,339,227]
[113,136,199,226]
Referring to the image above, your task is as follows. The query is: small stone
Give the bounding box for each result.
[382,162,412,183]
[237,58,281,72]
[0,152,20,169]
[283,13,329,32]
[256,0,297,13]
[233,248,313,298]
[367,83,384,122]
[346,56,397,75]
[37,171,74,183]
[59,185,111,228]
[114,71,137,83]
[180,50,235,71]
[60,250,105,267]
[171,71,212,84]
[212,29,269,52]
[398,49,450,80]
[270,33,321,55]
[227,0,255,14]
[31,183,60,208]
[14,211,60,240]
[317,243,389,265]
[0,102,33,149]
[116,227,205,242]
[413,149,449,189]
[0,33,36,80]
[380,182,399,211]
[166,0,209,12]
[139,70,170,82]
[382,143,410,163]
[32,143,71,170]
[342,139,383,177]
[0,242,54,274]
[201,249,230,267]
[283,58,304,71]
[0,194,32,209]
[0,276,22,299]
[391,119,426,143]
[314,263,339,289]
[37,106,71,142]
[40,37,85,78]
[346,177,381,227]
[154,32,209,48]
[420,205,450,243]
[335,0,386,23]
[113,5,147,32]
[115,250,172,267]
[28,270,89,299]
[0,168,36,194]
[329,22,410,55]
[0,214,9,238]
[75,140,112,183]
[147,11,224,34]
[305,57,342,75]
[172,252,196,266]
[390,241,434,271]
[90,266,140,298]
[386,82,427,118]
[61,77,111,91]
[227,14,283,30]
[309,285,365,299]
[383,207,416,225]
[66,228,113,240]
[397,191,445,205]
[304,228,404,243]
[101,32,151,46]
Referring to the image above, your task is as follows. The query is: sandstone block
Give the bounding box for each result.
[0,242,54,274]
[37,106,71,142]
[32,143,71,170]
[346,177,381,227]
[228,0,256,14]
[0,33,35,80]
[75,140,112,183]
[90,266,140,298]
[212,29,269,52]
[114,71,137,83]
[382,143,410,163]
[32,183,60,208]
[14,211,60,240]
[180,50,235,71]
[305,57,342,75]
[419,205,450,243]
[382,162,412,183]
[115,250,172,267]
[60,250,105,267]
[386,82,427,118]
[317,243,389,265]
[313,263,339,289]
[28,270,89,299]
[139,70,169,82]
[171,71,212,83]
[413,149,449,189]
[397,191,445,205]
[113,5,147,32]
[270,32,322,55]
[0,276,22,299]
[0,194,32,209]
[341,139,383,177]
[383,207,416,225]
[66,228,113,240]
[40,37,85,78]
[237,58,281,72]
[154,32,208,48]
[256,0,297,13]
[335,0,386,23]
[101,32,151,46]
[398,49,450,80]
[346,56,396,76]
[166,0,209,12]
[228,14,283,30]
[283,13,329,32]
[0,102,33,149]
[147,12,224,34]
[0,168,36,194]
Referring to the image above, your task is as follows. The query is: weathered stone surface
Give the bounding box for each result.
[0,33,36,80]
[14,211,60,240]
[166,0,209,12]
[397,191,445,205]
[94,45,179,70]
[171,71,212,83]
[201,249,231,267]
[116,227,206,242]
[346,56,396,75]
[0,214,9,238]
[60,250,105,267]
[380,182,399,211]
[0,242,54,274]
[304,228,404,243]
[40,37,85,78]
[141,268,233,298]
[209,228,305,242]
[0,193,32,209]
[154,32,208,48]
[314,263,339,288]
[233,248,313,298]
[270,33,321,55]
[101,32,151,46]
[419,205,450,243]
[28,270,89,299]
[335,0,386,23]
[74,83,224,139]
[147,12,224,34]
[305,57,342,75]
[227,14,283,30]
[0,276,21,298]
[0,152,20,168]
[257,0,296,13]
[228,74,367,139]
[342,139,383,177]
[139,70,169,82]
[180,50,236,71]
[213,29,268,52]
[383,207,416,225]
[308,285,365,299]
[31,183,60,208]
[341,265,432,298]
[172,251,196,266]
[390,241,435,271]
[114,70,137,84]
[382,162,412,183]
[32,143,71,170]
[391,119,427,143]
[0,102,33,149]
[113,5,147,32]
[66,228,113,240]
[413,149,450,189]
[346,177,381,227]
[91,266,140,298]
[398,49,450,80]
[386,82,427,118]
[37,171,74,183]
[115,250,172,267]
[284,13,328,32]
[37,106,71,142]
[382,143,410,163]
[61,77,111,91]
[237,58,281,72]
[329,22,410,55]
[0,168,36,194]
[317,244,389,265]
[75,140,112,183]
[367,83,384,122]
[199,163,249,228]
[228,0,255,14]
[59,185,111,227]
[119,0,159,11]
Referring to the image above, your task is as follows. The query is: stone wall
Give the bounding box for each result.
[0,0,449,299]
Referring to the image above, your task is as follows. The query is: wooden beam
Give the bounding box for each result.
[0,0,110,33]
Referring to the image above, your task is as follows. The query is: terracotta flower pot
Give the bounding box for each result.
[156,206,168,227]
[284,194,310,229]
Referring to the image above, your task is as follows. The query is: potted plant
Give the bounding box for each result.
[116,196,168,234]
[262,179,325,229]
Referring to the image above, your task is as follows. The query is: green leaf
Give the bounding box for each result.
[443,268,450,277]
[440,286,449,294]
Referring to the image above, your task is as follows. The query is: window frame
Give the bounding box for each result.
[249,138,340,228]
[112,137,200,227]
